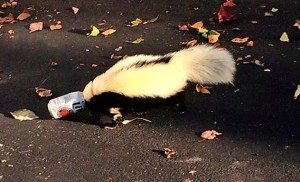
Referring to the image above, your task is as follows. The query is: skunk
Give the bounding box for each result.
[83,45,236,124]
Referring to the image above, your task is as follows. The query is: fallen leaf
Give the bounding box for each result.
[49,61,59,67]
[178,24,189,31]
[231,37,249,43]
[17,9,31,21]
[280,32,289,42]
[101,28,116,36]
[208,34,219,44]
[180,39,197,47]
[189,21,203,30]
[7,29,14,34]
[88,25,100,36]
[50,21,62,30]
[143,16,159,24]
[10,109,39,121]
[271,8,278,13]
[29,22,43,33]
[121,117,152,125]
[127,18,142,27]
[218,5,235,23]
[114,46,123,52]
[264,12,273,17]
[163,148,176,159]
[0,13,14,24]
[72,7,79,14]
[201,130,222,140]
[11,1,18,8]
[293,20,300,29]
[35,87,52,97]
[246,41,254,47]
[196,84,211,94]
[294,85,300,100]
[126,37,144,44]
[223,0,236,7]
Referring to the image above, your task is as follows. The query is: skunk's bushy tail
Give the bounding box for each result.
[83,45,236,101]
[173,45,236,85]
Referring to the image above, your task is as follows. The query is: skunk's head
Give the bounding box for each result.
[83,81,93,101]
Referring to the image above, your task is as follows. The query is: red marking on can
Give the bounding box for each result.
[59,109,71,118]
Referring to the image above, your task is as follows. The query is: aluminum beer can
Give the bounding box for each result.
[48,91,85,119]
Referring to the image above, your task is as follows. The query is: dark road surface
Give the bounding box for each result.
[1,0,300,181]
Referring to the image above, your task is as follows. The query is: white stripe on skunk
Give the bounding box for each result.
[83,45,236,101]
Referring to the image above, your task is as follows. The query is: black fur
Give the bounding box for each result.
[85,91,186,127]
[127,55,171,69]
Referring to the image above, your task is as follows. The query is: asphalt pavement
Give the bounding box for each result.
[0,0,300,181]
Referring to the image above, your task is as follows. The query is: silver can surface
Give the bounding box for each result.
[48,91,85,119]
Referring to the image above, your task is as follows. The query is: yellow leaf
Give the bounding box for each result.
[294,85,300,100]
[101,28,116,36]
[127,18,142,27]
[280,32,289,42]
[271,8,278,13]
[126,38,144,44]
[89,26,100,36]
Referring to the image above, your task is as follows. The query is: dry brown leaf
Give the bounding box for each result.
[143,16,159,24]
[178,24,189,31]
[163,148,176,159]
[29,22,43,33]
[293,20,300,30]
[196,84,211,94]
[101,28,116,36]
[72,7,79,14]
[7,29,14,35]
[0,13,14,24]
[189,21,203,30]
[201,130,222,140]
[50,21,62,30]
[49,61,59,67]
[246,41,254,47]
[17,9,31,21]
[35,87,52,97]
[231,37,249,43]
[223,0,236,7]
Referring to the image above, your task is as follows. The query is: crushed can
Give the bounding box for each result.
[48,91,85,119]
